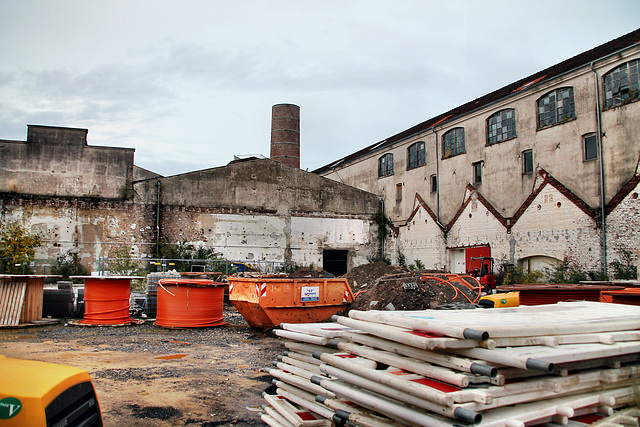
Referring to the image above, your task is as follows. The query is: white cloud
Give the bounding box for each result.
[0,0,638,175]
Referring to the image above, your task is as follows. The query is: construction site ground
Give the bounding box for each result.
[0,307,282,427]
[0,262,484,426]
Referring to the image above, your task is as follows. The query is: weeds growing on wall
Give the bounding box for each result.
[153,238,227,273]
[500,265,544,285]
[609,249,637,280]
[500,258,609,285]
[543,259,608,284]
[408,259,425,271]
[397,252,407,269]
[0,222,42,274]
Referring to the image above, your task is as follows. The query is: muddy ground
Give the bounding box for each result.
[0,306,282,427]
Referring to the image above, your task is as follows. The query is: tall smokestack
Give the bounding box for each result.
[270,103,300,168]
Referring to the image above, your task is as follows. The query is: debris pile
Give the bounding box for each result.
[261,301,640,426]
[350,270,482,311]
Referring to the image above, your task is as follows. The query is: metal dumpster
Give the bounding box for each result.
[228,276,354,329]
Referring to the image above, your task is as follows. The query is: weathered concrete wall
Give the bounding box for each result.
[0,125,135,199]
[136,158,380,215]
[0,195,154,271]
[1,152,380,273]
[148,159,381,268]
[158,208,376,268]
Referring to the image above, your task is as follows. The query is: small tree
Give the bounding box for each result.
[51,250,89,280]
[107,245,145,276]
[0,222,42,274]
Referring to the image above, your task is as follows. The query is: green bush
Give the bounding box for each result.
[51,250,89,281]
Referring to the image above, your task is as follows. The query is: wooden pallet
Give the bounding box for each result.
[0,281,27,326]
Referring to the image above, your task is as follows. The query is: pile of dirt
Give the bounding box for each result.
[348,267,482,311]
[343,261,406,291]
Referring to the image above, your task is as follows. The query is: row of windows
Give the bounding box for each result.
[378,59,638,176]
[469,134,598,186]
[442,85,578,160]
[387,133,598,188]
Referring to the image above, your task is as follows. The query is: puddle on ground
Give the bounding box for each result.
[155,354,188,360]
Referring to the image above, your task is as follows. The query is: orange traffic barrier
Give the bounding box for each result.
[79,276,138,325]
[155,279,226,328]
[228,276,354,329]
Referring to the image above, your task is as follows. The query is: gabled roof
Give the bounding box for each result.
[313,28,640,175]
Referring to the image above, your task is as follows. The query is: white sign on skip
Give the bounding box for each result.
[301,286,320,302]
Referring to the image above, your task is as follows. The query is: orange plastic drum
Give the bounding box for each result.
[156,279,226,328]
[80,277,137,325]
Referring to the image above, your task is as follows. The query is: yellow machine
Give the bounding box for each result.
[479,291,520,308]
[0,355,103,426]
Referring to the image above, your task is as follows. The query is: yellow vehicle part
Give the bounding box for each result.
[479,291,520,308]
[0,355,102,426]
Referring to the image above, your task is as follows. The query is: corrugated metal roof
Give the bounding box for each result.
[313,28,640,175]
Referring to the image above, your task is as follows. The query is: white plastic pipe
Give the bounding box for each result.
[312,376,455,427]
[341,331,497,377]
[319,363,481,423]
[315,351,455,407]
[334,340,471,387]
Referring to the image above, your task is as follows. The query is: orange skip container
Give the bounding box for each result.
[156,279,226,328]
[227,276,354,329]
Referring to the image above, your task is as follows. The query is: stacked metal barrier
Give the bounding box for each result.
[261,301,640,427]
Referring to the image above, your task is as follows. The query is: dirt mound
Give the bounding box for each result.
[343,261,405,291]
[349,271,482,311]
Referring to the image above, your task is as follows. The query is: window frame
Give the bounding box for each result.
[486,109,517,145]
[603,59,640,109]
[378,153,394,177]
[430,174,437,193]
[407,141,426,170]
[442,127,465,159]
[583,134,598,162]
[472,161,483,185]
[536,87,576,129]
[522,149,533,174]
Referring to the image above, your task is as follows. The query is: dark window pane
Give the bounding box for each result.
[584,135,598,161]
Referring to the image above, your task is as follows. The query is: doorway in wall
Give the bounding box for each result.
[323,250,348,277]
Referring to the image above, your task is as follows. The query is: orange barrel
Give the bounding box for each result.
[155,279,226,328]
[80,276,137,325]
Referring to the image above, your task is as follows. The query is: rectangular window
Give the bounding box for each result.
[396,183,403,203]
[430,175,437,193]
[523,149,533,174]
[473,162,482,185]
[583,134,598,161]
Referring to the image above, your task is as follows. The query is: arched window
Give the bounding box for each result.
[537,87,575,129]
[407,141,425,170]
[603,59,640,109]
[487,109,516,145]
[442,128,465,159]
[378,153,394,177]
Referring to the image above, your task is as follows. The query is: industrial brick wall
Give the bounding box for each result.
[606,177,640,275]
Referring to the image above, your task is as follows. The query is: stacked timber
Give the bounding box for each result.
[261,301,640,426]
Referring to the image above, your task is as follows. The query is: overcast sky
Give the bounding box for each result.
[1,1,639,176]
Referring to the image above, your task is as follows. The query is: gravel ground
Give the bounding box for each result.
[0,305,284,427]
